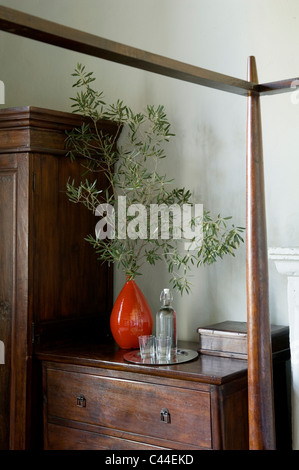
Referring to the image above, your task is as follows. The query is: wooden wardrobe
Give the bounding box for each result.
[0,106,117,449]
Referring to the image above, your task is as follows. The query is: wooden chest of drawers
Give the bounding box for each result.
[38,342,252,450]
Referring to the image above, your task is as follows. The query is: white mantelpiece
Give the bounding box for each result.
[269,247,299,450]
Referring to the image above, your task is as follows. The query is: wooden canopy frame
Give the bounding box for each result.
[0,5,297,450]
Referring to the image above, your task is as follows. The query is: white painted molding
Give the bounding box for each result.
[269,247,299,450]
[268,247,299,276]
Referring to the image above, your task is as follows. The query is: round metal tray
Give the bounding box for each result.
[123,348,198,366]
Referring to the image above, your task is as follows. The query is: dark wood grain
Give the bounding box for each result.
[258,78,299,95]
[0,107,118,449]
[37,340,249,385]
[0,7,298,97]
[46,364,212,448]
[0,6,256,96]
[246,57,275,450]
[39,342,250,450]
[0,171,16,449]
[37,338,291,450]
[46,423,165,450]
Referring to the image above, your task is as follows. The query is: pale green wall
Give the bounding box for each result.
[1,0,299,340]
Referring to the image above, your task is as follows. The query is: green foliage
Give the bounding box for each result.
[65,64,244,294]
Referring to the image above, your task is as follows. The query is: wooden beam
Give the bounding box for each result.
[0,5,255,96]
[258,78,299,96]
[246,56,276,450]
[0,6,298,98]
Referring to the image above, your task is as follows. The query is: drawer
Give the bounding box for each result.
[46,367,212,448]
[47,423,165,450]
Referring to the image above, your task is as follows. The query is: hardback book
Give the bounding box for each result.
[197,321,289,359]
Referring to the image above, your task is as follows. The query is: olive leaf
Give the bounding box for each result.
[65,64,244,294]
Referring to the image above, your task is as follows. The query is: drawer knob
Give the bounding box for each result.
[160,408,171,423]
[76,394,86,408]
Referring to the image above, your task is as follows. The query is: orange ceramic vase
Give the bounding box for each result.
[110,279,153,349]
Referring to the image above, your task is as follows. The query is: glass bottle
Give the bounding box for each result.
[156,288,177,357]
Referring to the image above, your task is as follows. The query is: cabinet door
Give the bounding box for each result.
[0,154,30,450]
[31,153,112,345]
[0,167,16,449]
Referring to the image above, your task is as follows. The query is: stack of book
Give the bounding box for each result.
[197,321,289,359]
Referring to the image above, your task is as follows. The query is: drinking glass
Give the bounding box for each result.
[138,335,156,360]
[156,335,171,362]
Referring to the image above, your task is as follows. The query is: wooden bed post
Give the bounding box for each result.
[246,56,276,449]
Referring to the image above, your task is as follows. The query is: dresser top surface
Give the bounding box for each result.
[36,340,248,385]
